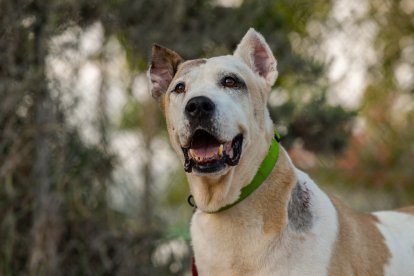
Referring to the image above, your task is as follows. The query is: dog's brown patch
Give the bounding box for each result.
[175,59,207,78]
[395,205,414,215]
[328,196,391,275]
[252,149,297,235]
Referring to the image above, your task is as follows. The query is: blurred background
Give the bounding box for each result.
[1,0,413,275]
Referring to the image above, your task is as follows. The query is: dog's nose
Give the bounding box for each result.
[185,96,215,119]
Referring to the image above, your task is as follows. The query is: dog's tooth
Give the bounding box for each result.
[218,144,223,156]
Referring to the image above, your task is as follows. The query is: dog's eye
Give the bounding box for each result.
[222,76,237,88]
[173,82,186,93]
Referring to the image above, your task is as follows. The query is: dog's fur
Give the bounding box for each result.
[148,29,414,275]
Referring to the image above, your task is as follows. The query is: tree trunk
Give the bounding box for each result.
[29,2,62,275]
[141,98,158,229]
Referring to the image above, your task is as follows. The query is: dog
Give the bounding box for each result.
[148,28,414,275]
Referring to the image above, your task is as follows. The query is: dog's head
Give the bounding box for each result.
[148,29,278,207]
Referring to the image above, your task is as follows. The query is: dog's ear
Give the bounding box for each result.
[234,28,278,87]
[148,44,183,102]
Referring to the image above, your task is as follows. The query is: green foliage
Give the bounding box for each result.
[309,0,414,204]
[119,98,143,130]
[271,95,356,154]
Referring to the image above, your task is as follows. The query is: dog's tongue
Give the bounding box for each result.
[190,146,219,162]
[190,131,222,162]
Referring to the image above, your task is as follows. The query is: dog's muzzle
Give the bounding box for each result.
[181,129,243,173]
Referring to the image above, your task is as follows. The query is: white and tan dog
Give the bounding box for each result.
[148,29,414,275]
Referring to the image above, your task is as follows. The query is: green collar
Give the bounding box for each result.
[188,130,281,213]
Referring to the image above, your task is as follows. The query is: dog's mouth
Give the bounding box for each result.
[181,130,243,173]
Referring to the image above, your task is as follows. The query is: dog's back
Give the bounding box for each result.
[329,196,414,275]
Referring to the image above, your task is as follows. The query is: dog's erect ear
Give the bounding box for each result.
[234,28,278,87]
[148,44,183,102]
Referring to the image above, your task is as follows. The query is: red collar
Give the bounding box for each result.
[192,257,198,276]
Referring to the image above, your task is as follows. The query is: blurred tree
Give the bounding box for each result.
[0,0,117,274]
[329,0,414,204]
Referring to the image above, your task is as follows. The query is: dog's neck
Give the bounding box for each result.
[189,141,300,231]
[243,146,299,235]
[191,146,305,235]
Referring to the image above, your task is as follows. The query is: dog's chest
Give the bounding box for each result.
[191,212,266,272]
[190,211,332,276]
